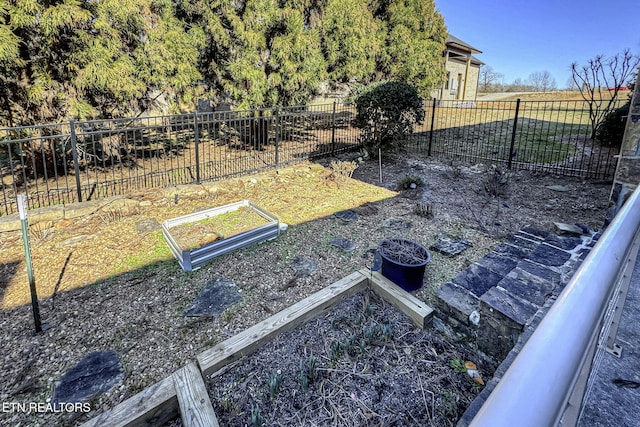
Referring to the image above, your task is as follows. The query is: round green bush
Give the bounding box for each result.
[353,81,424,156]
[596,101,630,148]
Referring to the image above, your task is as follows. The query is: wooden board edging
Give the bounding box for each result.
[363,269,434,329]
[197,270,368,377]
[80,269,436,427]
[79,376,178,427]
[172,362,219,427]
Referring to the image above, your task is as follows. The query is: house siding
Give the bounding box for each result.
[431,35,483,102]
[441,59,480,101]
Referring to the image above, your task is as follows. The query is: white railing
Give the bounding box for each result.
[469,184,640,427]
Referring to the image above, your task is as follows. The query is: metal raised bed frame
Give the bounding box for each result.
[162,200,279,271]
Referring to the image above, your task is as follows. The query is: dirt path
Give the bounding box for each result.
[476,92,537,101]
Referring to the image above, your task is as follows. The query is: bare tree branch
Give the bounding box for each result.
[570,50,640,139]
[527,71,557,92]
[479,66,503,92]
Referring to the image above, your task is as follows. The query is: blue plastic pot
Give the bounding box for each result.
[378,238,430,292]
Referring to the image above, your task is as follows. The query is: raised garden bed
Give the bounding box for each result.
[79,270,451,427]
[162,200,280,271]
[206,289,467,426]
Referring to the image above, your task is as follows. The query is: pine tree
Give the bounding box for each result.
[373,0,447,96]
[219,0,326,109]
[321,0,380,83]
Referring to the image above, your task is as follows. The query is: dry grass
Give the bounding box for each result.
[0,163,394,309]
[491,90,628,102]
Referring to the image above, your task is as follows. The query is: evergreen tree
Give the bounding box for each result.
[2,0,93,124]
[0,0,24,125]
[321,0,380,83]
[220,0,325,109]
[71,0,204,117]
[175,0,234,100]
[70,0,148,118]
[132,0,205,111]
[1,0,204,124]
[0,0,447,124]
[373,0,447,96]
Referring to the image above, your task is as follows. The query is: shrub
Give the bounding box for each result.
[396,174,423,190]
[596,100,630,148]
[353,81,424,157]
[414,202,433,218]
[483,165,511,197]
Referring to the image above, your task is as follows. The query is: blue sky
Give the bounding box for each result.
[435,0,640,88]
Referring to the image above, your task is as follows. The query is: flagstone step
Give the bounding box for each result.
[435,225,596,362]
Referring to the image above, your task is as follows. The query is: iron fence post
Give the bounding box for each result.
[428,98,437,156]
[274,107,280,169]
[331,101,337,156]
[508,98,521,169]
[69,119,83,202]
[194,110,201,184]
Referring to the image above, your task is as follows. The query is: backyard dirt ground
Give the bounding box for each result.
[0,150,612,426]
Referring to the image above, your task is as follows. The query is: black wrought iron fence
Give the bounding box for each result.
[0,98,626,215]
[0,103,360,215]
[411,98,625,178]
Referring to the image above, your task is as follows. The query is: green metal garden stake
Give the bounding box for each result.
[379,148,383,183]
[17,194,42,333]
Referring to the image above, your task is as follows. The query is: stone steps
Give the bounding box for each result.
[434,225,603,426]
[435,225,598,362]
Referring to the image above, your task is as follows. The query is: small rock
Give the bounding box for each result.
[430,234,472,256]
[136,218,161,235]
[354,203,378,216]
[466,368,483,384]
[291,256,318,277]
[554,222,585,235]
[59,235,96,247]
[328,238,356,252]
[546,185,570,192]
[469,310,480,325]
[334,209,358,222]
[184,277,241,317]
[52,351,123,404]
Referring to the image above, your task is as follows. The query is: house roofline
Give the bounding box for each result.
[447,54,484,67]
[446,34,482,54]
